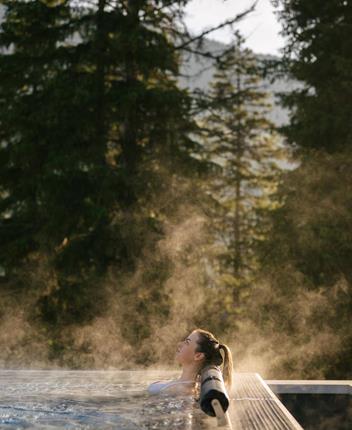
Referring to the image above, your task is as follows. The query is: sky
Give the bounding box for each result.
[0,1,284,55]
[184,0,285,56]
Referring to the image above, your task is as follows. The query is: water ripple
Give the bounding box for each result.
[0,370,212,429]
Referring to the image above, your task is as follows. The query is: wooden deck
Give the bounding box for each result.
[226,373,304,429]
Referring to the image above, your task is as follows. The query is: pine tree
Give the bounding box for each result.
[248,0,352,378]
[0,0,227,362]
[198,32,286,314]
[273,0,352,153]
[0,0,260,364]
[0,0,121,327]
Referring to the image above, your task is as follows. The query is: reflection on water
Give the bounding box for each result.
[0,370,214,429]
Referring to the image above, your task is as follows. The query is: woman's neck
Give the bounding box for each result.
[178,365,200,382]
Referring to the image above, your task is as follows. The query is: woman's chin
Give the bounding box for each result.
[174,354,182,364]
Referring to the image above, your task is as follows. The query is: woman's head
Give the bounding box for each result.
[175,328,233,392]
[175,330,204,366]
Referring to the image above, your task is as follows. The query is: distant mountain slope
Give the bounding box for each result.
[178,37,299,126]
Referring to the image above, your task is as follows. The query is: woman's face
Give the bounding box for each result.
[175,331,204,365]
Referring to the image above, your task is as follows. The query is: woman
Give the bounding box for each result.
[147,328,233,397]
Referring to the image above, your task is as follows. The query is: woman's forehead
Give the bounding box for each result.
[188,331,199,342]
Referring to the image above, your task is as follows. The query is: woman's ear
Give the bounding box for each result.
[194,351,205,362]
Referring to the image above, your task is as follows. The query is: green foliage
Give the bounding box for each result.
[197,32,286,307]
[273,0,352,152]
[0,0,209,364]
[259,150,352,289]
[0,0,349,379]
[250,0,352,377]
[36,278,106,326]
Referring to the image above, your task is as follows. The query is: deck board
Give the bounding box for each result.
[227,373,304,429]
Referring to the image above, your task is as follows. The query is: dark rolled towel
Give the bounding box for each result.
[199,364,230,416]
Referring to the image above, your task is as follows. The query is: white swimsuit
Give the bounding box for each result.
[147,379,194,395]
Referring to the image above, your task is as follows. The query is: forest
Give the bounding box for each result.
[0,0,351,380]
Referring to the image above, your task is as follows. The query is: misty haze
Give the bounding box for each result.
[0,1,351,429]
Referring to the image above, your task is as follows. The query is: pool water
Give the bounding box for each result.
[0,370,215,429]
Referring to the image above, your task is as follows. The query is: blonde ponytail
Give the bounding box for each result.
[219,343,233,393]
[192,328,234,395]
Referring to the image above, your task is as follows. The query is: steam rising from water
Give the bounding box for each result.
[0,204,347,378]
[0,150,350,381]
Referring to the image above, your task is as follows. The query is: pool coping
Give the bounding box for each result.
[266,380,352,394]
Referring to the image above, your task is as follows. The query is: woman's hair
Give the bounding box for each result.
[193,328,233,394]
